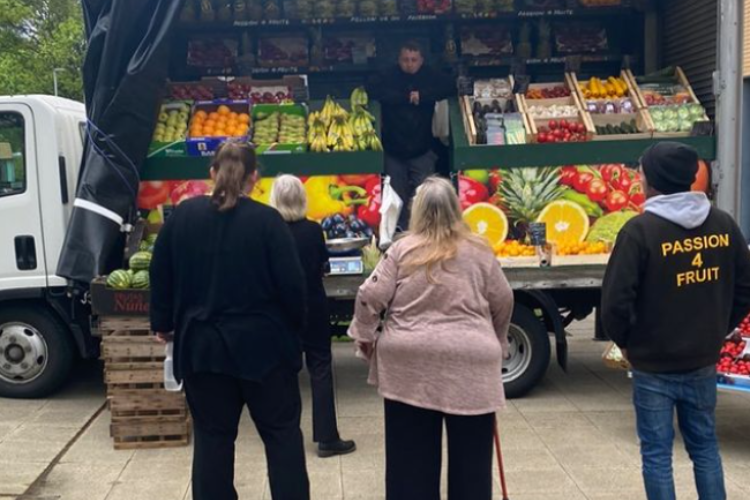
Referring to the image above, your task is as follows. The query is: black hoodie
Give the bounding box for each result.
[602,192,750,373]
[367,65,455,160]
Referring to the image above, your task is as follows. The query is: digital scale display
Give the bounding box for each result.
[329,257,364,276]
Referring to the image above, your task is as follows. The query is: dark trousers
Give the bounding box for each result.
[385,151,437,230]
[384,399,494,500]
[304,342,340,443]
[185,368,310,500]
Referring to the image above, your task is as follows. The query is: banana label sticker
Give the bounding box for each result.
[661,234,730,287]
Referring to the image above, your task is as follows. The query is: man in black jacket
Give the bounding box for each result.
[367,41,455,229]
[602,142,750,500]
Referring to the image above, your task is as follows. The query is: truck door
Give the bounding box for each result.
[0,104,46,291]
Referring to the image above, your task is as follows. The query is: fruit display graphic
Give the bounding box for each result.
[460,163,660,262]
[136,174,382,237]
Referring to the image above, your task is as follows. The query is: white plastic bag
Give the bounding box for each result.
[432,99,450,146]
[164,342,183,392]
[379,175,403,249]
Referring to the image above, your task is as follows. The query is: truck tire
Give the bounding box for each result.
[0,305,74,399]
[502,304,551,399]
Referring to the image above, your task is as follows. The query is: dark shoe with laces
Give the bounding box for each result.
[317,439,357,458]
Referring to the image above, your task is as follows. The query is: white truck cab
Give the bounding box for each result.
[0,96,89,398]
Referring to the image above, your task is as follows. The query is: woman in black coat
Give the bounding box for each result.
[271,174,356,458]
[150,143,310,500]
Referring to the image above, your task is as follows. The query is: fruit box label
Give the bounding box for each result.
[91,283,150,316]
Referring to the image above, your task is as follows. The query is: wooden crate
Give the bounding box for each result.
[97,315,191,450]
[571,70,642,111]
[110,417,191,450]
[590,110,654,141]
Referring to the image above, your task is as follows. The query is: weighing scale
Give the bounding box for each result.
[328,256,364,276]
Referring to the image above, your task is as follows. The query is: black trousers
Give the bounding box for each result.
[384,399,494,500]
[184,368,310,500]
[303,342,340,443]
[384,151,437,230]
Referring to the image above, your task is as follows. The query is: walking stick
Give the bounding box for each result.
[493,414,510,500]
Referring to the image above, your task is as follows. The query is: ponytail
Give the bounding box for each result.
[210,141,257,212]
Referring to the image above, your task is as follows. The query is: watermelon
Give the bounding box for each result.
[131,270,150,289]
[129,251,152,271]
[106,269,132,289]
[138,241,154,253]
[145,234,158,246]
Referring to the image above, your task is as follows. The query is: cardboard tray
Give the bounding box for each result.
[185,99,252,157]
[251,103,307,154]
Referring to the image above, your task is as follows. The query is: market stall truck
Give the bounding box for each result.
[0,0,744,400]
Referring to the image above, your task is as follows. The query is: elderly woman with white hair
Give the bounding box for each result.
[270,174,356,458]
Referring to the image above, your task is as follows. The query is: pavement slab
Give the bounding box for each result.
[8,323,750,499]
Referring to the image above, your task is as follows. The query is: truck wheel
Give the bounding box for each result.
[0,306,74,399]
[502,305,551,399]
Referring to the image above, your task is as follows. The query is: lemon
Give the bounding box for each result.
[536,200,590,244]
[463,203,509,246]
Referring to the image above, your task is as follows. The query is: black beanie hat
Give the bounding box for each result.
[640,142,699,195]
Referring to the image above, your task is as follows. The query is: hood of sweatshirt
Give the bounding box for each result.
[644,191,711,229]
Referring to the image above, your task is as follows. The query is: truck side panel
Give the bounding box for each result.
[0,104,46,291]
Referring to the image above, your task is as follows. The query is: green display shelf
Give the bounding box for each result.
[142,150,384,180]
[449,99,717,170]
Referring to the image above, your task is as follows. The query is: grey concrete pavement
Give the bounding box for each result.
[5,323,750,499]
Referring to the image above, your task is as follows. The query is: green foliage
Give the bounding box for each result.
[0,0,85,100]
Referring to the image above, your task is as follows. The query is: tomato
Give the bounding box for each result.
[629,184,646,206]
[573,172,595,193]
[549,120,559,130]
[560,166,578,186]
[560,119,569,130]
[604,190,629,212]
[599,164,621,184]
[586,178,609,202]
[611,173,633,193]
[137,181,172,210]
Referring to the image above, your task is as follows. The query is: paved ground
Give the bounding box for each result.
[3,322,750,499]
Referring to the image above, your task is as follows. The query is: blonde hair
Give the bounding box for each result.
[403,176,488,281]
[270,174,307,222]
[210,141,257,212]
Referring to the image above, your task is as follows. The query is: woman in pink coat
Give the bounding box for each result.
[349,177,514,500]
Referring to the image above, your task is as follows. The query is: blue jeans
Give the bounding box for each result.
[632,366,725,500]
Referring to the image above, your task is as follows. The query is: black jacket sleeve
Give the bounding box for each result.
[367,70,407,105]
[266,213,307,333]
[149,214,176,333]
[318,224,331,276]
[419,68,456,105]
[601,229,644,348]
[730,223,750,330]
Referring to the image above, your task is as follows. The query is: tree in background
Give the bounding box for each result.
[0,0,85,100]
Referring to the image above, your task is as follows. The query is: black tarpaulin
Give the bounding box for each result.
[57,0,185,284]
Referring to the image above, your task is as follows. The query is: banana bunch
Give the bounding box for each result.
[327,116,355,149]
[349,108,375,137]
[307,95,383,153]
[363,130,383,151]
[350,86,369,110]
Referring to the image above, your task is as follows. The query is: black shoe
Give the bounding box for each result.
[317,439,357,458]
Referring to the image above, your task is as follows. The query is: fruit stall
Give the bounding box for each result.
[89,0,725,400]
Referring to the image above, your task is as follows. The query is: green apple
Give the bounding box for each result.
[464,169,490,185]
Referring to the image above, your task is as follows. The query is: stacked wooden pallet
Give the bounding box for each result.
[99,317,191,450]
